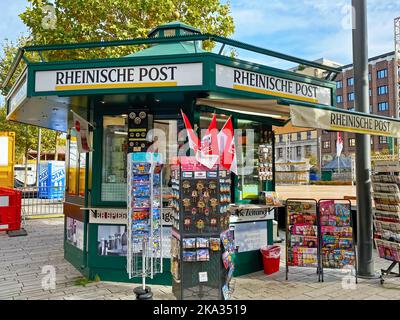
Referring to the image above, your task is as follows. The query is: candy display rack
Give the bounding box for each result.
[318,199,357,283]
[127,152,163,298]
[372,161,400,284]
[285,199,320,281]
[170,157,233,300]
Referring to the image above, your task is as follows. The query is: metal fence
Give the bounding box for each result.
[17,186,65,218]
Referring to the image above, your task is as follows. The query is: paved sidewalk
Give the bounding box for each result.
[0,218,399,300]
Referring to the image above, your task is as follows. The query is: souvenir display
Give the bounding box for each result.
[196,249,210,262]
[127,152,163,280]
[196,238,209,248]
[257,140,273,181]
[170,157,233,300]
[286,200,319,280]
[371,161,400,284]
[319,200,356,274]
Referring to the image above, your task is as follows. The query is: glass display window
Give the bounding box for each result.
[66,129,86,197]
[101,115,128,202]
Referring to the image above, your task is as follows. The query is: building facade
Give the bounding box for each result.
[321,51,398,165]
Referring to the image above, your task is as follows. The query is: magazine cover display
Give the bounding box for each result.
[319,200,357,282]
[372,161,400,284]
[286,200,319,280]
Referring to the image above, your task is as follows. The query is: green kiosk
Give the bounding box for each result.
[4,21,365,285]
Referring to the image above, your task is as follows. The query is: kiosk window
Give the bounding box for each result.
[237,119,264,200]
[66,131,86,197]
[101,115,128,202]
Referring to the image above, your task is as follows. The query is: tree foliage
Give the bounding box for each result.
[19,0,234,61]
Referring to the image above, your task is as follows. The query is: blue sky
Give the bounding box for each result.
[0,0,399,69]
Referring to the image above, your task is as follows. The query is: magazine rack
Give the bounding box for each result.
[286,199,321,281]
[318,199,357,283]
[371,161,400,284]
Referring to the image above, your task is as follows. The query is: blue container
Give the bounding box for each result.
[309,173,320,181]
[38,161,65,199]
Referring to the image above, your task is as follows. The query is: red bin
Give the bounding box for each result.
[260,245,281,275]
[0,187,22,232]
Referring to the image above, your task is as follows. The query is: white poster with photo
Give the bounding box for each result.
[66,217,84,250]
[97,225,127,257]
[232,221,268,253]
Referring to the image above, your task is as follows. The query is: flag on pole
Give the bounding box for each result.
[197,113,220,169]
[72,111,93,153]
[218,117,238,175]
[336,132,343,157]
[181,110,200,157]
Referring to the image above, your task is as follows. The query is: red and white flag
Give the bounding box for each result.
[218,117,238,175]
[181,110,200,157]
[336,132,343,157]
[197,113,220,169]
[72,111,93,153]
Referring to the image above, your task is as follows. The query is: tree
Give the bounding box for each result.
[19,0,234,61]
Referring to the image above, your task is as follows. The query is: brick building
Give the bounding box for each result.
[320,51,398,165]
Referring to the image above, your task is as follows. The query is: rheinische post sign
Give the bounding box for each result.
[291,105,400,137]
[34,63,203,92]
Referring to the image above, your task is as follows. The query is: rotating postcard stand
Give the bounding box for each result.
[127,152,163,300]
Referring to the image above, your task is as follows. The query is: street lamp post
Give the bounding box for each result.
[352,0,376,278]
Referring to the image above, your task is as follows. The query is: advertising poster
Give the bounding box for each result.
[97,225,127,256]
[66,217,84,250]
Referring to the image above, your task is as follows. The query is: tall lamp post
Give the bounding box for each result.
[352,0,376,278]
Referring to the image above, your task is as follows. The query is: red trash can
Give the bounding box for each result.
[0,187,22,232]
[260,245,281,275]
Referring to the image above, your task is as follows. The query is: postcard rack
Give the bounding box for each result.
[371,161,400,284]
[127,152,163,294]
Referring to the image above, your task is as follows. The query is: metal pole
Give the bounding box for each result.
[36,128,42,187]
[352,0,376,278]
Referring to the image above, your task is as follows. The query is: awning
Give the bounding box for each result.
[197,97,400,137]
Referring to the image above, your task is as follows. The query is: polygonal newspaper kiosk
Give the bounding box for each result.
[3,21,400,285]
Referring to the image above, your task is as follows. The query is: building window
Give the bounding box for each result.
[278,148,283,158]
[279,135,283,143]
[369,88,372,96]
[378,102,389,111]
[378,85,388,95]
[369,105,373,113]
[305,145,312,157]
[347,77,354,86]
[377,69,388,79]
[368,73,371,81]
[349,138,356,147]
[336,80,343,89]
[348,107,355,111]
[337,95,343,103]
[323,141,331,149]
[379,136,388,144]
[297,132,301,141]
[348,92,355,101]
[296,146,302,157]
[307,131,312,140]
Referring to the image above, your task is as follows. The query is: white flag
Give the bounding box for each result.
[72,111,93,153]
